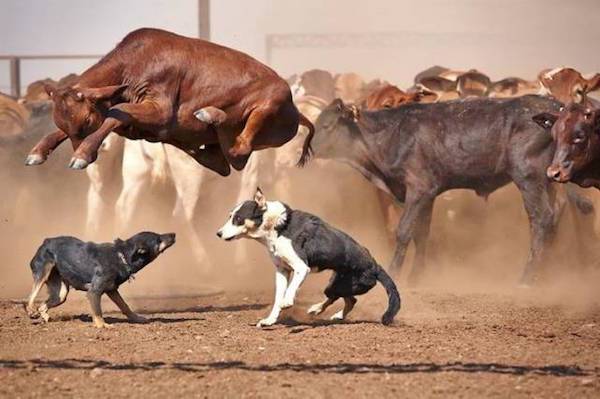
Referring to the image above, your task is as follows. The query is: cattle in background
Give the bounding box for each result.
[289,69,336,104]
[26,28,314,175]
[334,73,366,104]
[0,93,29,137]
[488,77,542,98]
[362,84,424,110]
[538,67,600,104]
[311,96,594,285]
[456,70,491,97]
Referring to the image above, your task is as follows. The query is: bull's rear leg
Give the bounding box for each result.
[38,272,70,323]
[26,261,55,318]
[171,142,231,176]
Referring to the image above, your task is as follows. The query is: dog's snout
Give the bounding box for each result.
[216,230,223,238]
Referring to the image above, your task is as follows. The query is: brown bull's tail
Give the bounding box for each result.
[296,112,315,167]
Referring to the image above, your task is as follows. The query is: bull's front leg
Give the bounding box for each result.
[25,130,68,166]
[70,101,165,169]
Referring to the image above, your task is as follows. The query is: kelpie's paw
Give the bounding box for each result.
[256,317,276,328]
[93,320,113,329]
[330,310,345,321]
[128,314,149,324]
[25,304,40,319]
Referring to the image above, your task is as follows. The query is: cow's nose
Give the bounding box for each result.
[216,230,223,238]
[547,166,562,181]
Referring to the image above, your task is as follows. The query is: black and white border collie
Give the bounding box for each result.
[217,188,401,327]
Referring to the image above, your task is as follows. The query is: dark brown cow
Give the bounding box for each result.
[540,102,600,187]
[25,28,314,176]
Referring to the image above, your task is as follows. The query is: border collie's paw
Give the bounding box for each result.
[256,317,276,328]
[93,320,113,329]
[307,303,324,316]
[280,298,294,309]
[330,310,345,321]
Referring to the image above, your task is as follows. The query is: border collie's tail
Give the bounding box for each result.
[374,264,401,325]
[296,113,315,167]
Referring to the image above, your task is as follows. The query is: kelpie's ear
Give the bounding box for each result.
[532,112,558,129]
[254,187,267,210]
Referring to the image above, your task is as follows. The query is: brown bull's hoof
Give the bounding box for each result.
[194,106,227,125]
[25,154,45,166]
[228,140,252,158]
[69,157,89,169]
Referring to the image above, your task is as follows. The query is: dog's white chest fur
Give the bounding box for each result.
[262,234,299,269]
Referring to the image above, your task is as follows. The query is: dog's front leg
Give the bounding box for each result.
[86,291,111,329]
[107,290,148,323]
[280,261,310,309]
[257,266,288,328]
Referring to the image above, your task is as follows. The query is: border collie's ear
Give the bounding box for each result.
[532,112,558,129]
[254,187,266,210]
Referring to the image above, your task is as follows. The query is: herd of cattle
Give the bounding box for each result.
[2,30,600,286]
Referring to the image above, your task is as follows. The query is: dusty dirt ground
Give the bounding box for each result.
[1,283,599,398]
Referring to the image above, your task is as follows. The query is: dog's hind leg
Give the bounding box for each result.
[330,297,357,321]
[107,290,148,323]
[307,297,336,316]
[86,291,111,329]
[38,271,70,322]
[26,261,55,318]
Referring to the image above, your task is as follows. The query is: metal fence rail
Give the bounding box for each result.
[0,54,103,97]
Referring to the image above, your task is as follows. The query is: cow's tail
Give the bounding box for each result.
[296,112,315,167]
[374,264,401,326]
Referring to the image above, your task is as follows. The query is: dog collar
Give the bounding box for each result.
[117,251,135,280]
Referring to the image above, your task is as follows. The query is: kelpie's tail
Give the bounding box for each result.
[374,264,401,325]
[296,113,315,167]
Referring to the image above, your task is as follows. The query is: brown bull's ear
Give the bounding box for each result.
[78,84,128,102]
[586,73,600,94]
[532,112,558,129]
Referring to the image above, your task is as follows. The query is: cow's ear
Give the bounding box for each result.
[586,73,600,94]
[79,84,128,102]
[254,187,267,210]
[43,83,57,98]
[532,112,558,129]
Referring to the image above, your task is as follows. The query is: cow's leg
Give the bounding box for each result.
[168,148,210,268]
[408,200,434,285]
[229,106,275,158]
[70,102,164,169]
[514,179,556,286]
[25,130,68,165]
[389,190,435,278]
[115,142,152,234]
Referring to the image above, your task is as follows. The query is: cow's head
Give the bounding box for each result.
[534,103,600,182]
[312,99,361,159]
[44,83,127,144]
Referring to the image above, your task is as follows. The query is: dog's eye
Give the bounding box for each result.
[232,215,243,225]
[136,248,147,254]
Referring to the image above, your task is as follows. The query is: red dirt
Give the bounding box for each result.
[1,286,599,398]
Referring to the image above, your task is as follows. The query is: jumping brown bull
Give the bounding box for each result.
[25,28,314,176]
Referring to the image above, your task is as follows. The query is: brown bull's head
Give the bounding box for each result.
[45,83,127,143]
[534,103,600,182]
